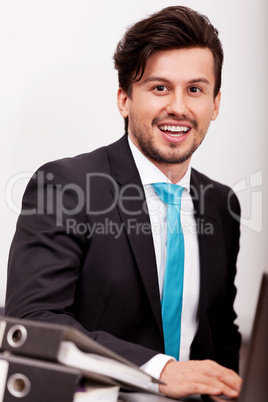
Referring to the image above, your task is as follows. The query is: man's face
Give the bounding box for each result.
[117,47,221,169]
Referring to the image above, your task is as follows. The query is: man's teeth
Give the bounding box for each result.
[159,125,190,136]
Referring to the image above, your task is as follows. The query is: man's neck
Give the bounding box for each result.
[128,135,191,184]
[147,158,190,184]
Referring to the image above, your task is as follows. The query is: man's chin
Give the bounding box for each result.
[145,151,193,165]
[145,144,195,164]
[133,135,197,165]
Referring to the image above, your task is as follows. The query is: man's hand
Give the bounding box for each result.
[159,359,242,399]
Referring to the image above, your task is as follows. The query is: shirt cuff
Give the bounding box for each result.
[140,354,175,392]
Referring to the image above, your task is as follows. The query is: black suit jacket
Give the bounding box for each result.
[5,135,241,371]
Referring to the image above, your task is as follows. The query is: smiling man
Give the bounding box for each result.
[117,47,220,183]
[5,6,242,400]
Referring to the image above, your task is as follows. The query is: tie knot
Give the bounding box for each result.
[152,183,184,205]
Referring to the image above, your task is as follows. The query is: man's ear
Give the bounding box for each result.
[211,91,221,121]
[117,88,130,118]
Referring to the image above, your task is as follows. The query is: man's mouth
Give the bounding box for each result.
[158,125,190,137]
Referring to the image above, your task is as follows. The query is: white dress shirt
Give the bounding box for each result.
[128,137,200,380]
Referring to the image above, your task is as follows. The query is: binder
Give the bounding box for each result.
[0,316,116,386]
[0,316,135,365]
[0,353,80,402]
[0,317,160,392]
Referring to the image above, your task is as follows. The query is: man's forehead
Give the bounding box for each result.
[137,47,216,85]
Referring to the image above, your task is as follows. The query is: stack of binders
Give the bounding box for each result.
[0,316,160,401]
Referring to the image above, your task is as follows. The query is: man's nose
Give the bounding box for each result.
[165,91,188,116]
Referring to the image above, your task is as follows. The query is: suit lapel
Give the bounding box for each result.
[190,169,227,318]
[107,135,163,338]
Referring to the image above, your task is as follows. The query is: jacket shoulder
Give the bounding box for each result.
[39,146,110,177]
[191,168,240,215]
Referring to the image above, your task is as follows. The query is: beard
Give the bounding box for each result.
[133,133,200,164]
[129,113,205,165]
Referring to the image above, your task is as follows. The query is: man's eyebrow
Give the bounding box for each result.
[188,77,211,85]
[141,76,171,85]
[141,76,211,86]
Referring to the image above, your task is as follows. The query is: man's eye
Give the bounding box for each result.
[188,86,201,93]
[154,85,168,92]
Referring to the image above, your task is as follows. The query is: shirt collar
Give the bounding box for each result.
[128,136,191,192]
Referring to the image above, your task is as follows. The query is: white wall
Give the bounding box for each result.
[1,0,267,340]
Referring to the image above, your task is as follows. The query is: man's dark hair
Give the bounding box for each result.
[114,6,223,100]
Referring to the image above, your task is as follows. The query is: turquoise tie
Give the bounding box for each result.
[152,183,185,360]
